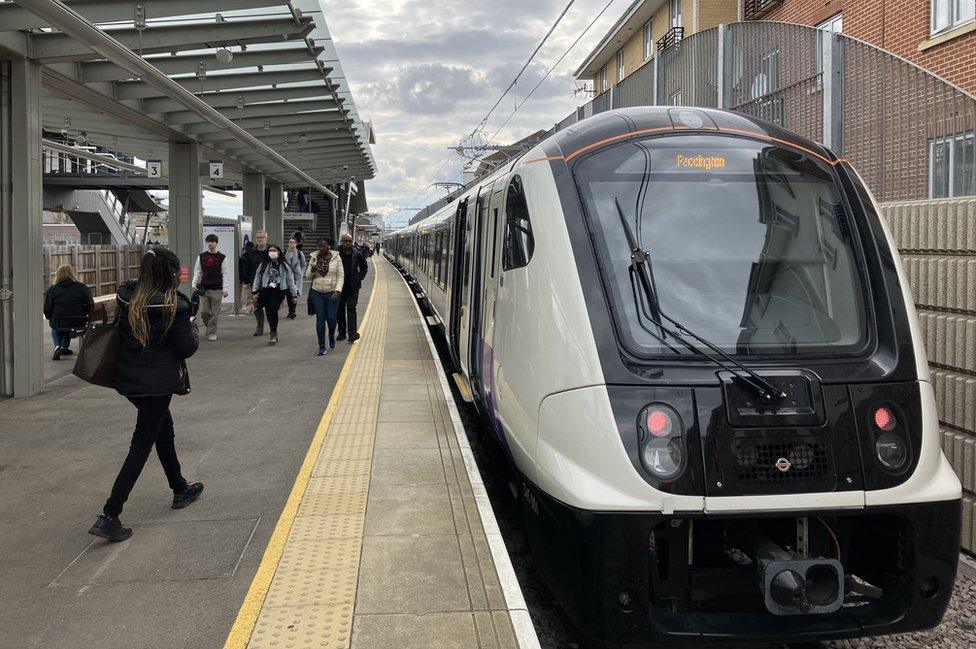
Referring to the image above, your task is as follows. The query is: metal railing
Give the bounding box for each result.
[743,0,783,20]
[657,26,684,53]
[550,21,976,203]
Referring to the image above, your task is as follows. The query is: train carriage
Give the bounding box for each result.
[384,106,961,646]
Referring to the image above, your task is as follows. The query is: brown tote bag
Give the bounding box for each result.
[72,314,121,389]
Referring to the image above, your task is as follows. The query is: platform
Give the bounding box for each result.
[0,258,534,649]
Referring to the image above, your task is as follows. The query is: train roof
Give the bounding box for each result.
[385,106,838,238]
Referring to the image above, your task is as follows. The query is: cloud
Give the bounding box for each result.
[321,0,622,227]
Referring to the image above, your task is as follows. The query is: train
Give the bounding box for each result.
[383,106,962,646]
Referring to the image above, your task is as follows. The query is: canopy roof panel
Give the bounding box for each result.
[1,0,375,193]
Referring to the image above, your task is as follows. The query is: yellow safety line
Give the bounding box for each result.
[222,260,379,649]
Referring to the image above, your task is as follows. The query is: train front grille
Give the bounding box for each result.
[731,437,835,493]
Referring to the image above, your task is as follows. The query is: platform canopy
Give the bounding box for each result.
[0,0,376,194]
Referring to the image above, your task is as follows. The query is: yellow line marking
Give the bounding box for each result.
[222,261,379,649]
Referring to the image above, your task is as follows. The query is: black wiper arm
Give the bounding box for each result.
[613,197,786,402]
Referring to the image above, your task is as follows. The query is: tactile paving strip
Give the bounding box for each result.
[247,265,389,649]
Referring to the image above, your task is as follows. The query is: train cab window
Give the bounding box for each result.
[502,175,535,271]
[574,134,870,357]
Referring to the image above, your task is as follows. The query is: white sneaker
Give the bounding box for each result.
[208,333,218,341]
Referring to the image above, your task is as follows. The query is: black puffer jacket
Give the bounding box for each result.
[115,281,198,397]
[44,279,94,328]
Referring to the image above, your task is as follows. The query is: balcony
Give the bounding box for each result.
[743,0,783,20]
[656,26,683,53]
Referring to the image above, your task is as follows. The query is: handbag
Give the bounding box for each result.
[72,311,121,389]
[174,359,191,396]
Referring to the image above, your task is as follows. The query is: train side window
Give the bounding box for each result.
[502,175,535,271]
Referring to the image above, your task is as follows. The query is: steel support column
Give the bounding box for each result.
[168,140,202,290]
[243,172,265,237]
[266,182,284,247]
[822,31,845,153]
[2,59,44,397]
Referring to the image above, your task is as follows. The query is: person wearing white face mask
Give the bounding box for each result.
[251,244,297,345]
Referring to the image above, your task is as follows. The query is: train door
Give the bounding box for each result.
[448,198,468,368]
[467,184,491,397]
[476,183,506,414]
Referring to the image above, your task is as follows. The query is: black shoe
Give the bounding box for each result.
[61,348,73,356]
[172,482,204,509]
[253,328,264,337]
[336,333,347,341]
[348,333,361,343]
[88,514,132,542]
[52,347,63,361]
[287,313,297,320]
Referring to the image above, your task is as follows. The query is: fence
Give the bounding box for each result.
[555,20,976,204]
[43,245,145,298]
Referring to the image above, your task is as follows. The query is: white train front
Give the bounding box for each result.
[384,106,962,646]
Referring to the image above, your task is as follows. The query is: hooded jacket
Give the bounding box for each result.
[115,281,199,397]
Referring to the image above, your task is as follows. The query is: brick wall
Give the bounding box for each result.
[760,0,976,93]
[882,197,976,551]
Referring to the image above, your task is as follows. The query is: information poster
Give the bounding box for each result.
[202,223,238,305]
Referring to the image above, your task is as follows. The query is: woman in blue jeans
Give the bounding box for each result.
[305,237,345,355]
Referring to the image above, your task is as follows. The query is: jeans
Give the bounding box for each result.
[103,395,187,516]
[309,289,340,350]
[199,289,223,335]
[259,289,286,333]
[50,327,72,350]
[337,289,360,337]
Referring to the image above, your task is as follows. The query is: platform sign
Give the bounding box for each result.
[283,211,315,221]
[202,222,239,305]
[209,160,224,180]
[147,160,162,179]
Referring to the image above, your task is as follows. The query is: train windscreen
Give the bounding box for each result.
[574,134,870,357]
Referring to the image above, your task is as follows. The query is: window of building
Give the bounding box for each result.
[669,89,682,105]
[670,0,681,28]
[752,48,780,99]
[502,175,535,271]
[930,134,975,198]
[616,51,625,82]
[643,21,653,59]
[817,13,843,33]
[932,0,975,35]
[600,64,609,92]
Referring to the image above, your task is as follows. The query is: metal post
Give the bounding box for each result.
[717,24,727,109]
[2,59,44,396]
[242,171,265,236]
[266,182,284,247]
[168,140,202,291]
[652,54,660,106]
[822,31,845,153]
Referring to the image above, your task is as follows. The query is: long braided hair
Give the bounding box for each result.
[128,248,181,347]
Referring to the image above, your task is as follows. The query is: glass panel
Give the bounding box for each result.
[952,136,975,197]
[932,0,951,33]
[574,135,869,356]
[956,0,975,25]
[931,140,951,197]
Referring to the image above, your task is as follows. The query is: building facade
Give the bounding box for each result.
[574,0,738,96]
[744,0,976,94]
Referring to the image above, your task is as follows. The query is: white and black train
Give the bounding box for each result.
[384,107,962,646]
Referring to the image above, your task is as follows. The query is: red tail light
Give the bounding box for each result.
[647,409,673,437]
[873,406,896,432]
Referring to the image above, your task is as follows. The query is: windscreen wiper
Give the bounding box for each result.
[613,197,787,402]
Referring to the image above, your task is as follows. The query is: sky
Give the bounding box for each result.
[317,0,627,229]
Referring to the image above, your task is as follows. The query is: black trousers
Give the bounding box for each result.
[260,289,286,333]
[104,395,186,516]
[337,289,360,337]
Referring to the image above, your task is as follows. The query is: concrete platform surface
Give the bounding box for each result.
[0,268,373,649]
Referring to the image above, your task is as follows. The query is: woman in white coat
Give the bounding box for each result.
[305,237,344,355]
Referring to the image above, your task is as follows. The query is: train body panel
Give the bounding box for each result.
[385,106,962,645]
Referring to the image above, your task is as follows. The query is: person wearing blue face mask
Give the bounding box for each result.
[252,244,298,346]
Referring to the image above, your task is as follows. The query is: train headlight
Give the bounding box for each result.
[875,432,908,471]
[638,404,686,481]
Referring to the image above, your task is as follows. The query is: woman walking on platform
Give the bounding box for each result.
[252,244,298,345]
[285,237,307,320]
[89,248,203,543]
[305,237,344,356]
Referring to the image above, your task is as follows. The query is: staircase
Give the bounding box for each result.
[284,188,338,248]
